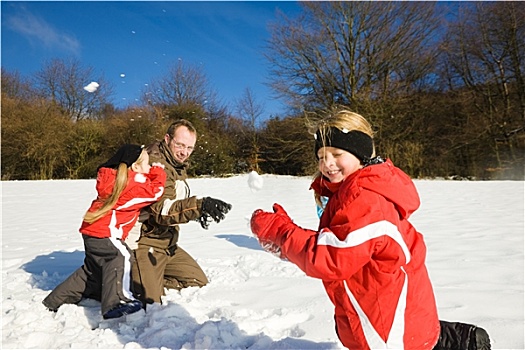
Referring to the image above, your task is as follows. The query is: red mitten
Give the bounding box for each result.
[250,204,293,256]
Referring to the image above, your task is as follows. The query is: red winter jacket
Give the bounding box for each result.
[280,159,440,349]
[80,166,166,240]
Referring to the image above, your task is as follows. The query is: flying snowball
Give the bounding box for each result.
[83,82,99,93]
[248,171,264,192]
[120,73,126,78]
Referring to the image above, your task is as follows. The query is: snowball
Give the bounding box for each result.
[83,82,99,93]
[248,171,263,192]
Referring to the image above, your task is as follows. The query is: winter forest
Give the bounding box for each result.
[2,2,524,181]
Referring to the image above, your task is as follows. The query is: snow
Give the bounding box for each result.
[83,82,100,93]
[1,175,524,349]
[247,171,264,192]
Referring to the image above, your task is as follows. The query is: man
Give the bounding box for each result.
[131,119,231,305]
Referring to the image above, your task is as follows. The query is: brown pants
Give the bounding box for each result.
[131,244,208,304]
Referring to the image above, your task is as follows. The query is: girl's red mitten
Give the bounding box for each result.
[250,203,292,256]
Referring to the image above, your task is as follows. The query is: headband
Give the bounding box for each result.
[98,144,144,170]
[314,127,373,162]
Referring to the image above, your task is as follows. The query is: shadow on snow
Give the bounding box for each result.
[22,250,84,290]
[215,234,264,251]
[21,250,339,349]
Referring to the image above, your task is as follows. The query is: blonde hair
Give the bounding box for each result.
[309,106,375,207]
[83,150,147,224]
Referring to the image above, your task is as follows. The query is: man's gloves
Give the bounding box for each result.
[250,203,292,257]
[199,197,232,229]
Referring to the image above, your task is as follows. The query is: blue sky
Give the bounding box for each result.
[1,1,302,117]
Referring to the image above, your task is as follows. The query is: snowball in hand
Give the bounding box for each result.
[248,171,264,191]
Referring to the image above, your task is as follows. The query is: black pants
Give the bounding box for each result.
[433,320,483,350]
[333,319,485,349]
[43,235,135,315]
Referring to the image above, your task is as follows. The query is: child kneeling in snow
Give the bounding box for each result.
[250,107,490,349]
[43,144,166,319]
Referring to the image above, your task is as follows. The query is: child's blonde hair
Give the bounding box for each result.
[83,150,147,224]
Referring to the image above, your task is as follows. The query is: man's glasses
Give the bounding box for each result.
[171,139,194,152]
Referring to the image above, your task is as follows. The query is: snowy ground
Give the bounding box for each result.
[1,175,524,349]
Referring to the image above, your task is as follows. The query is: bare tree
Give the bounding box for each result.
[441,2,525,170]
[34,58,113,121]
[142,60,210,108]
[234,87,265,172]
[1,68,34,101]
[266,2,441,112]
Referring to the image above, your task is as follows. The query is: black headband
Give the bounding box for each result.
[98,144,144,170]
[314,127,373,162]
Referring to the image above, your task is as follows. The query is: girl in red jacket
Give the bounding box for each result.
[250,108,490,349]
[43,144,166,319]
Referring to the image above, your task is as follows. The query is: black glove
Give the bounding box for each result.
[198,197,232,229]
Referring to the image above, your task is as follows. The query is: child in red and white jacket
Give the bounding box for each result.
[43,144,166,319]
[250,108,491,350]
